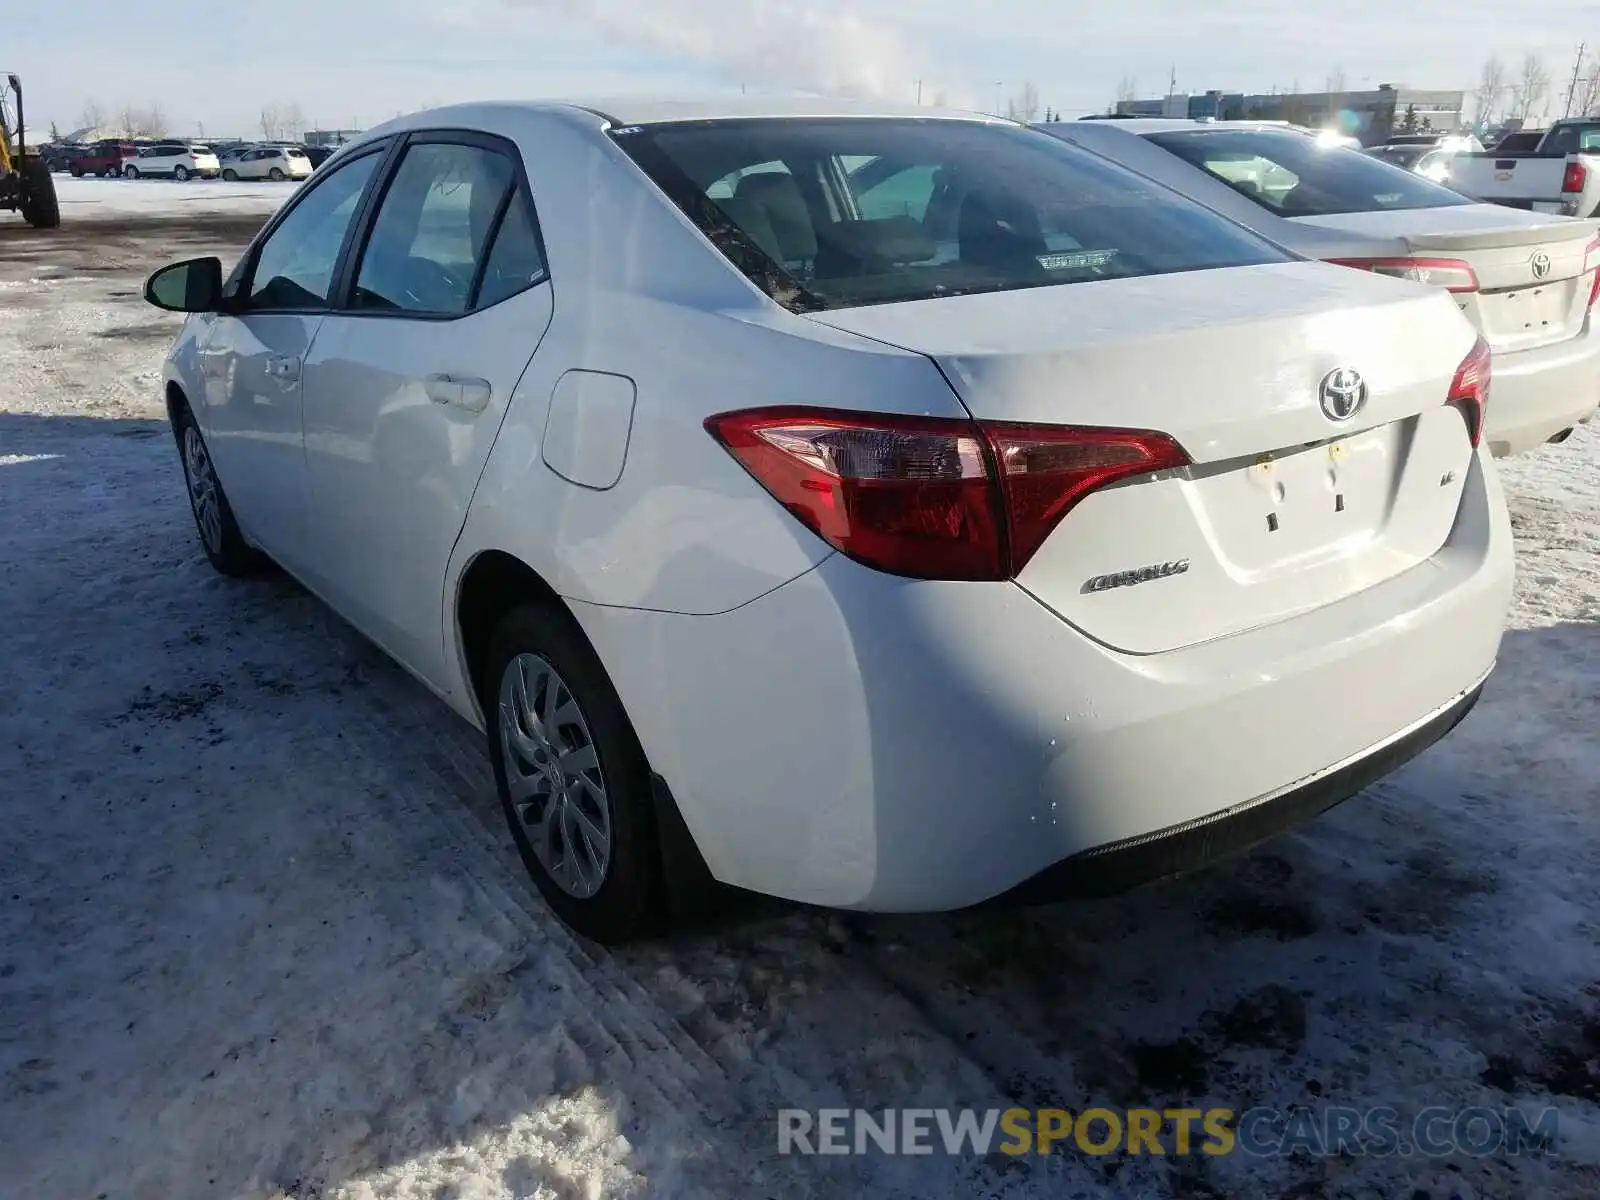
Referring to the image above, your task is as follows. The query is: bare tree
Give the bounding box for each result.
[260,105,283,141]
[79,100,107,135]
[1509,53,1551,124]
[1580,63,1600,117]
[1117,74,1138,103]
[141,102,168,138]
[1473,56,1507,125]
[1005,81,1040,124]
[280,103,307,143]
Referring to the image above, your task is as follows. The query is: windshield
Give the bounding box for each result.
[614,118,1291,312]
[1146,128,1473,217]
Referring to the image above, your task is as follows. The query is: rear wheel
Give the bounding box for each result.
[174,165,190,181]
[69,165,83,178]
[482,604,664,944]
[172,403,263,577]
[18,158,61,229]
[123,165,140,180]
[222,168,237,182]
[268,167,285,181]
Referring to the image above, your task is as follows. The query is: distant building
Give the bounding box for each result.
[1115,84,1465,145]
[303,129,362,148]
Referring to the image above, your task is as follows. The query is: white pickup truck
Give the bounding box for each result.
[1448,120,1600,217]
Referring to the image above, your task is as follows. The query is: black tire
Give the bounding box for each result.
[268,167,285,181]
[481,603,664,944]
[69,165,83,178]
[170,402,264,577]
[124,165,140,180]
[18,158,61,229]
[222,168,237,182]
[174,165,189,181]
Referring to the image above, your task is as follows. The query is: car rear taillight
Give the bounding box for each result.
[704,407,1190,580]
[1447,336,1492,448]
[1585,234,1600,309]
[1326,256,1480,293]
[1563,160,1588,195]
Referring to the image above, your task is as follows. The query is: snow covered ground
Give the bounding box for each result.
[51,175,300,220]
[1,213,1598,1200]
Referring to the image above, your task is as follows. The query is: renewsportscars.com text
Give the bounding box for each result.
[777,1105,1560,1158]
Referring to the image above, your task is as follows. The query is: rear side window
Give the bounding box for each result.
[475,188,549,308]
[1146,129,1473,216]
[351,140,541,316]
[613,118,1290,312]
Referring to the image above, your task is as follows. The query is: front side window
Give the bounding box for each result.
[1146,128,1474,216]
[614,118,1290,312]
[352,142,515,316]
[246,150,381,310]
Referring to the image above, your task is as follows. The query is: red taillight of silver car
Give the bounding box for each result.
[705,407,1190,580]
[1326,256,1481,293]
[1447,336,1492,448]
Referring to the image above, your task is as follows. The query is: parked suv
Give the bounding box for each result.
[67,140,139,178]
[221,145,312,181]
[125,143,221,180]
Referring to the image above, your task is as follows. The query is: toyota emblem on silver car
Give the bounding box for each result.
[1318,367,1368,421]
[1530,249,1553,279]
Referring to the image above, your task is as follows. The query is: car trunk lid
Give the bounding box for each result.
[806,261,1480,653]
[1294,205,1599,354]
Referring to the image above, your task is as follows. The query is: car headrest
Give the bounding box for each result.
[957,189,1047,269]
[734,172,819,262]
[817,216,937,268]
[716,195,783,266]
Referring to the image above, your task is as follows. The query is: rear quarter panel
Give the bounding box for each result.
[441,107,967,706]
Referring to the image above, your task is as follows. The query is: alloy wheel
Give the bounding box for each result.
[497,653,613,899]
[181,425,223,555]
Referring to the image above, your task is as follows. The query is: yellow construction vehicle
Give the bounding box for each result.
[1,73,60,228]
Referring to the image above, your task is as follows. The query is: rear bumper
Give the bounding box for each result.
[1487,319,1600,456]
[995,678,1485,905]
[573,450,1513,912]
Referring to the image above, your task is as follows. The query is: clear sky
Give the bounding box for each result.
[11,0,1595,139]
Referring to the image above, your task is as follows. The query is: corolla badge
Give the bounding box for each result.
[1082,559,1190,593]
[1318,366,1368,421]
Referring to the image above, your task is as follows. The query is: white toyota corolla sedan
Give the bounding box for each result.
[142,99,1513,943]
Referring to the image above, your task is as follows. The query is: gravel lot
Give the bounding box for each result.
[2,206,1598,1200]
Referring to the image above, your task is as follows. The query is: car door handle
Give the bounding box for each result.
[266,354,301,381]
[426,374,492,414]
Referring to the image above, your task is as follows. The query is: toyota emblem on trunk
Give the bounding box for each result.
[1530,249,1553,279]
[1318,367,1368,421]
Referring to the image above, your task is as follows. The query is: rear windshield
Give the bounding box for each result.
[613,118,1291,312]
[1146,128,1473,217]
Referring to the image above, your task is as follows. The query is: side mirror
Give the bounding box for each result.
[144,256,225,313]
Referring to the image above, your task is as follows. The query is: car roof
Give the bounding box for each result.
[354,96,1010,144]
[1058,118,1310,136]
[556,95,1006,125]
